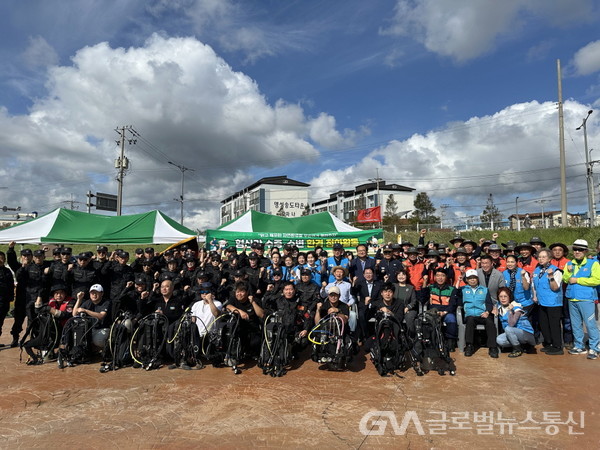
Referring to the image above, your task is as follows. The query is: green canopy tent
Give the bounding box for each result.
[206,210,382,250]
[0,208,196,244]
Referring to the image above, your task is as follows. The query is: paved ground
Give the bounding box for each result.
[0,317,598,449]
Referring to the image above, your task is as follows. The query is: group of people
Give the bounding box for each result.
[0,230,598,374]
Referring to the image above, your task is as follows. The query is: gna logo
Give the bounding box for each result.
[358,410,425,436]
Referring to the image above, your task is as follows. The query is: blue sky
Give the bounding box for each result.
[0,0,599,230]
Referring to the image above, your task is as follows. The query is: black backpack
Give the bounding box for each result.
[414,308,456,376]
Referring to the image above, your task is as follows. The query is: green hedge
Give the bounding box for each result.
[384,228,600,251]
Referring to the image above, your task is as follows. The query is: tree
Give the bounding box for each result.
[385,194,398,218]
[480,193,502,225]
[301,204,310,216]
[412,192,437,223]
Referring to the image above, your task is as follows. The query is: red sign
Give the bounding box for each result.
[357,206,381,223]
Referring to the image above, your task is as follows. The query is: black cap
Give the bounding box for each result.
[284,243,293,250]
[52,248,61,255]
[135,248,144,255]
[77,252,90,260]
[383,245,393,252]
[167,259,178,265]
[226,246,236,252]
[21,249,32,256]
[97,245,108,252]
[200,281,213,291]
[51,284,67,293]
[449,235,465,244]
[332,243,343,250]
[320,250,328,258]
[272,269,282,276]
[300,268,312,276]
[134,277,146,285]
[248,252,259,259]
[145,247,154,253]
[61,247,72,255]
[118,250,129,258]
[530,236,546,247]
[195,271,208,279]
[185,256,196,263]
[142,258,153,266]
[33,249,45,257]
[164,249,174,256]
[254,242,265,250]
[233,269,246,277]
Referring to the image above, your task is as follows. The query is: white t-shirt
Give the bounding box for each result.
[191,299,223,336]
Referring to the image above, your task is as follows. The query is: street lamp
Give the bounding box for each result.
[515,196,520,231]
[576,110,594,227]
[168,161,194,225]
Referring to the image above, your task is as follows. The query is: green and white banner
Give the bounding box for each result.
[206,210,383,250]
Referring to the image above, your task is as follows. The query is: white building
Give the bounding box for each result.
[311,181,415,222]
[220,176,310,225]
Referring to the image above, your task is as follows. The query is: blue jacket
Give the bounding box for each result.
[533,264,562,307]
[502,269,532,307]
[327,256,350,283]
[461,285,492,317]
[303,263,323,286]
[499,303,534,334]
[563,258,600,302]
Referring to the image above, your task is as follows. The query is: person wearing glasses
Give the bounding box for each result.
[562,239,600,360]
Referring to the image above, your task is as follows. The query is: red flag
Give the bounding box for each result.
[357,206,381,223]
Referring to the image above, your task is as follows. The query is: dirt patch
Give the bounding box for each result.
[0,318,597,448]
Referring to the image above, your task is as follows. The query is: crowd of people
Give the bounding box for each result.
[0,230,598,373]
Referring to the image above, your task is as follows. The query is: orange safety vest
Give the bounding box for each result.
[519,257,538,276]
[403,260,425,291]
[452,259,477,288]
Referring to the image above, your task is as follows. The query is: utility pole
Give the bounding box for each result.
[369,168,383,229]
[168,161,194,225]
[577,110,595,227]
[515,196,520,231]
[535,199,550,229]
[440,204,449,229]
[115,125,137,216]
[557,60,568,226]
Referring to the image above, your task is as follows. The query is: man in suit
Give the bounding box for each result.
[353,267,383,343]
[477,254,506,309]
[350,244,377,283]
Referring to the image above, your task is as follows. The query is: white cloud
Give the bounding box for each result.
[382,0,597,63]
[309,100,598,219]
[22,36,59,69]
[571,40,600,76]
[0,34,354,230]
[155,0,314,64]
